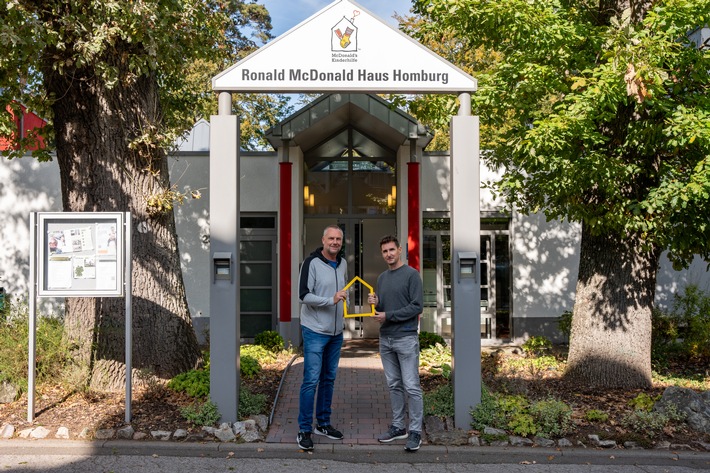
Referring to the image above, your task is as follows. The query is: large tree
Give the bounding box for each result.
[0,0,278,390]
[409,0,710,387]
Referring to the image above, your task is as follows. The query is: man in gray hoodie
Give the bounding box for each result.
[296,224,348,451]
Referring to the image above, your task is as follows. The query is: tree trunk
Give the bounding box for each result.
[45,55,200,391]
[564,224,660,388]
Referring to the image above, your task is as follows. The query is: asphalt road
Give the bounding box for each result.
[1,440,709,472]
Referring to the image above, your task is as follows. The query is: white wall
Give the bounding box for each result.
[2,147,708,341]
[510,211,579,340]
[0,156,64,316]
[169,151,279,343]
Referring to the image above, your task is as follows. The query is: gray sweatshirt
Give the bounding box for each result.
[298,247,347,336]
[375,264,423,338]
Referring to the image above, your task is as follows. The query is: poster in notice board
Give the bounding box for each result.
[37,212,126,297]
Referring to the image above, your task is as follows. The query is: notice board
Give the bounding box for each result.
[36,212,126,297]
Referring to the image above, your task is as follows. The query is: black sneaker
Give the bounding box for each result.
[377,425,407,443]
[405,431,422,451]
[297,431,314,450]
[314,424,344,440]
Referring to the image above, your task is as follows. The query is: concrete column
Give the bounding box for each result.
[451,92,481,429]
[209,92,241,423]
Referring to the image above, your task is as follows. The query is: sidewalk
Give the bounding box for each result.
[266,338,394,446]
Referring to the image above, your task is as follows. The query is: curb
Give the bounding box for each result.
[2,439,710,467]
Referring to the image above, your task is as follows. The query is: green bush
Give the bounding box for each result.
[180,400,220,426]
[0,298,69,393]
[240,354,261,378]
[557,310,573,341]
[506,355,560,375]
[529,398,574,438]
[672,285,710,359]
[419,331,446,350]
[241,344,276,364]
[423,383,454,417]
[239,387,267,419]
[254,330,284,353]
[167,368,210,398]
[584,409,609,423]
[471,385,502,430]
[628,392,660,412]
[420,343,451,378]
[471,387,574,438]
[521,336,552,357]
[651,307,681,367]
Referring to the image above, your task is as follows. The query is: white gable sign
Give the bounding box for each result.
[212,0,476,93]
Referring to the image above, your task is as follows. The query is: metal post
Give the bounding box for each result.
[210,92,241,423]
[124,212,133,423]
[27,213,37,422]
[451,92,481,429]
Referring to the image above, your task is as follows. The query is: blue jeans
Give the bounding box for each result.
[298,325,344,432]
[380,334,423,433]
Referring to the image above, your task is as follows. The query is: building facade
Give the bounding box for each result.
[2,94,708,347]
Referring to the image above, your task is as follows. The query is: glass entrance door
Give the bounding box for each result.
[304,217,395,338]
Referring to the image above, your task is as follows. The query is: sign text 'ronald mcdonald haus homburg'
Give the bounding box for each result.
[241,68,450,85]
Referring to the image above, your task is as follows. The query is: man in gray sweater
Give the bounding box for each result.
[367,235,424,452]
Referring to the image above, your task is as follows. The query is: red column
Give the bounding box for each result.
[279,163,292,322]
[407,162,421,272]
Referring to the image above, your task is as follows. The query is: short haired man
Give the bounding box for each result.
[296,225,348,451]
[368,235,424,451]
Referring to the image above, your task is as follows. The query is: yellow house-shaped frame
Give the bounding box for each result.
[342,276,375,318]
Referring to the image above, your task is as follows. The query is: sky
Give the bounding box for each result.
[259,0,414,36]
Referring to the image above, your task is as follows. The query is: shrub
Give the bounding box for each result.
[651,307,681,367]
[423,383,454,417]
[167,368,210,398]
[471,385,501,430]
[672,285,710,359]
[622,402,686,439]
[529,398,574,438]
[557,310,573,341]
[240,354,261,378]
[506,355,560,376]
[628,393,660,412]
[241,344,276,364]
[585,409,609,423]
[471,387,574,438]
[419,331,446,350]
[180,400,220,426]
[521,336,552,357]
[239,387,267,419]
[254,330,284,353]
[0,298,69,392]
[420,343,451,378]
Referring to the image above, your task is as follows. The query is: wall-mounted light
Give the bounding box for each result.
[387,194,393,207]
[309,194,315,207]
[391,185,397,200]
[304,185,310,201]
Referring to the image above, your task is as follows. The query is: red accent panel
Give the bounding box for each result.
[279,163,293,322]
[407,162,421,272]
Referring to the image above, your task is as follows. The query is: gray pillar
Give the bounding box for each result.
[450,93,481,429]
[209,92,241,423]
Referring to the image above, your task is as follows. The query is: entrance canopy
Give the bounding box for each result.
[265,93,433,157]
[212,0,476,94]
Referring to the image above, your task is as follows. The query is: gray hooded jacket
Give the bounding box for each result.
[298,247,348,336]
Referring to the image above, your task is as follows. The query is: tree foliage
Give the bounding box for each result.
[0,0,287,388]
[410,0,710,268]
[0,0,288,153]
